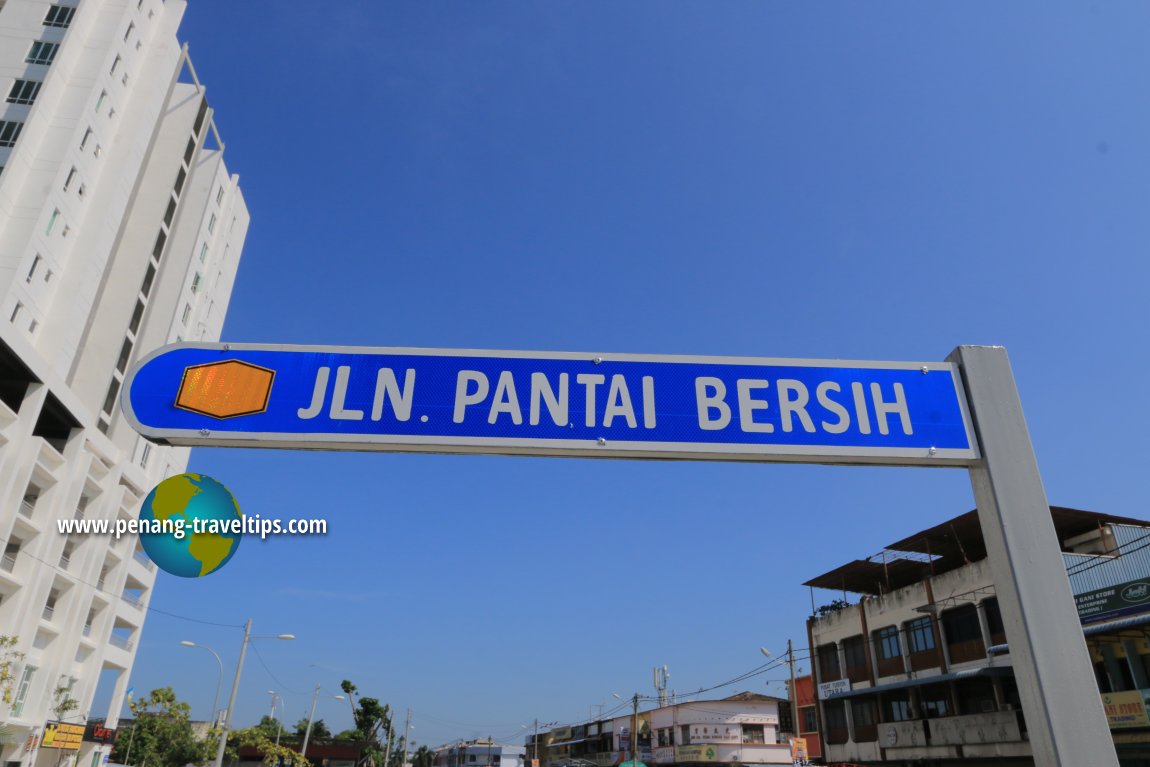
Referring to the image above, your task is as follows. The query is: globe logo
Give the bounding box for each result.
[138,473,243,577]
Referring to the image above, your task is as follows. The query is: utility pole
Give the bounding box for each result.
[532,719,539,767]
[787,639,798,744]
[401,709,412,767]
[384,716,396,767]
[630,694,639,766]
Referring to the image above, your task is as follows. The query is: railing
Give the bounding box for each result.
[19,500,35,517]
[121,594,144,610]
[59,553,71,570]
[82,623,92,637]
[42,603,55,621]
[1,553,16,572]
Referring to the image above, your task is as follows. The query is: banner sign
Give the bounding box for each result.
[124,344,977,466]
[42,722,84,750]
[1076,579,1150,625]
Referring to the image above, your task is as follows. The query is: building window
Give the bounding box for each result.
[11,665,36,716]
[183,136,196,165]
[46,208,59,235]
[740,725,764,744]
[64,166,77,191]
[885,692,913,722]
[816,643,841,681]
[140,441,151,468]
[10,302,23,323]
[80,127,93,150]
[983,597,1006,645]
[110,55,121,76]
[7,80,43,105]
[181,303,191,324]
[207,213,216,234]
[115,338,132,374]
[842,634,868,681]
[163,197,176,227]
[851,697,878,742]
[128,299,145,335]
[198,243,208,262]
[942,604,986,663]
[0,121,24,147]
[96,89,107,111]
[823,699,848,745]
[123,21,134,41]
[919,684,950,719]
[152,230,167,260]
[173,167,186,196]
[26,41,60,65]
[44,5,76,28]
[906,617,936,653]
[801,706,817,734]
[216,185,224,204]
[876,625,900,659]
[27,255,42,283]
[141,263,156,297]
[101,378,120,416]
[191,273,202,293]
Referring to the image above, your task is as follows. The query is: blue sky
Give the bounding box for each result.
[110,0,1149,750]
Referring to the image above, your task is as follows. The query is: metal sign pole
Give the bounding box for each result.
[950,345,1117,766]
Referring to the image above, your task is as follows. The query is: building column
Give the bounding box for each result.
[1123,640,1150,690]
[975,601,994,651]
[1100,644,1128,692]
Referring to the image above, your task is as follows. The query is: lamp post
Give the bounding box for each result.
[300,684,345,759]
[612,694,640,766]
[180,640,223,725]
[212,620,295,767]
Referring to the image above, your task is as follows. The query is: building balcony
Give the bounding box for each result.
[1,553,16,573]
[109,633,134,652]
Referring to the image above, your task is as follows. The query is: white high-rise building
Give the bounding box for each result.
[0,0,248,765]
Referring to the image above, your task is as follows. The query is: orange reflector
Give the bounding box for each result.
[175,360,275,419]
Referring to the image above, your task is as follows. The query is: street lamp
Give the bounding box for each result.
[212,620,295,767]
[180,640,223,725]
[300,685,345,759]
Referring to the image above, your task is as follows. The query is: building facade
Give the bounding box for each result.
[0,1,248,766]
[433,740,526,767]
[528,693,792,767]
[804,506,1150,766]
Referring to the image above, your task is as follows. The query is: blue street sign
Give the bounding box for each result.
[122,344,978,465]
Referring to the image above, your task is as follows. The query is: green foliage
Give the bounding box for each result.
[339,679,394,767]
[233,725,311,767]
[52,684,80,720]
[0,635,24,707]
[252,715,289,741]
[411,745,434,767]
[815,599,852,616]
[295,717,330,739]
[111,687,215,767]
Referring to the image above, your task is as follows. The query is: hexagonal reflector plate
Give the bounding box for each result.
[174,360,275,419]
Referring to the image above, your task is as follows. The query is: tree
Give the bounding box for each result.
[0,635,24,707]
[252,715,289,742]
[111,687,215,767]
[295,717,331,740]
[339,680,392,767]
[411,745,434,767]
[232,725,311,767]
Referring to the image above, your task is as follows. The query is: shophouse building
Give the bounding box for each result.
[804,505,1150,766]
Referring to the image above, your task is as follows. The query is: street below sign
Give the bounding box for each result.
[123,343,977,465]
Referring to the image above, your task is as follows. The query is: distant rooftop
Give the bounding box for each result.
[803,506,1150,596]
